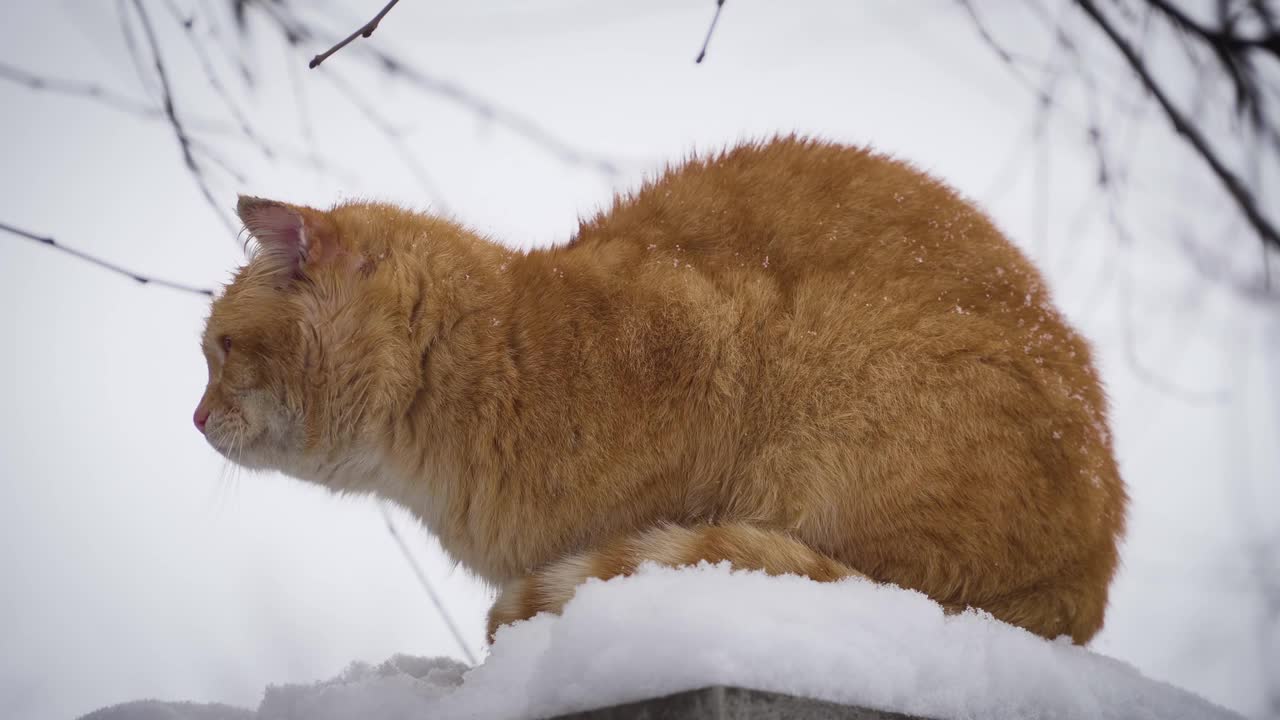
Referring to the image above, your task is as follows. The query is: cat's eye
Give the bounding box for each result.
[221,336,233,353]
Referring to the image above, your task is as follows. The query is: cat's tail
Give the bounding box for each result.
[487,523,866,640]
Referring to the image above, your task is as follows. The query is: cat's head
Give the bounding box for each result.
[194,196,417,480]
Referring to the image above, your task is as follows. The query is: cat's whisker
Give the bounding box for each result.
[206,455,231,518]
[211,440,235,516]
[230,428,246,502]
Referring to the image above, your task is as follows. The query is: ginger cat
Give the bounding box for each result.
[195,137,1126,645]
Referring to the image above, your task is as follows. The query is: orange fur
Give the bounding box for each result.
[197,137,1126,645]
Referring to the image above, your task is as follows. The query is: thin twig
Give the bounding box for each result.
[954,0,1092,129]
[366,48,621,177]
[0,62,159,118]
[189,139,249,185]
[1147,0,1280,66]
[696,0,726,64]
[1,221,214,297]
[1177,228,1280,302]
[163,0,276,162]
[1117,242,1229,404]
[957,0,1054,74]
[0,58,241,137]
[1075,0,1280,251]
[199,0,254,85]
[117,0,157,97]
[128,0,237,237]
[321,69,451,212]
[378,503,478,666]
[261,4,619,178]
[17,9,350,187]
[172,2,361,181]
[283,31,324,172]
[1151,0,1280,155]
[308,0,401,69]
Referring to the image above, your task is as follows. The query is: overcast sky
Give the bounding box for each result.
[1,2,1276,719]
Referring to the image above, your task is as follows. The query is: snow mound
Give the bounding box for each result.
[81,563,1239,720]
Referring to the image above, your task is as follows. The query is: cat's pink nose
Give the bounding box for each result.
[194,405,210,434]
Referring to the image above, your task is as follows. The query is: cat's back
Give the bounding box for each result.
[570,136,1029,287]
[566,136,1057,363]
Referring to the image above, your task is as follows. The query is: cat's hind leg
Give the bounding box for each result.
[486,523,864,641]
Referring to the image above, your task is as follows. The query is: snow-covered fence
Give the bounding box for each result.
[79,564,1240,720]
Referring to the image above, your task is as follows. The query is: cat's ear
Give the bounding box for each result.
[236,195,337,277]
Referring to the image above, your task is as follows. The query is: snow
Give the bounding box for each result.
[80,563,1239,720]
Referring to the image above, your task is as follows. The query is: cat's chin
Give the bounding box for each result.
[205,429,280,472]
[207,429,357,486]
[221,453,277,472]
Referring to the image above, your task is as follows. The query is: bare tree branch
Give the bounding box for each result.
[254,4,620,178]
[0,62,158,118]
[696,0,726,64]
[366,47,621,177]
[1146,0,1279,123]
[321,68,451,213]
[308,0,401,69]
[958,0,1055,77]
[282,27,324,171]
[961,0,1277,295]
[378,503,477,666]
[117,0,158,97]
[189,138,250,185]
[128,0,237,237]
[163,0,276,162]
[1177,228,1280,302]
[161,3,367,183]
[0,221,214,297]
[1075,0,1279,252]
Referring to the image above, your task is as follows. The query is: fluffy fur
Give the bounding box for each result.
[196,137,1126,644]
